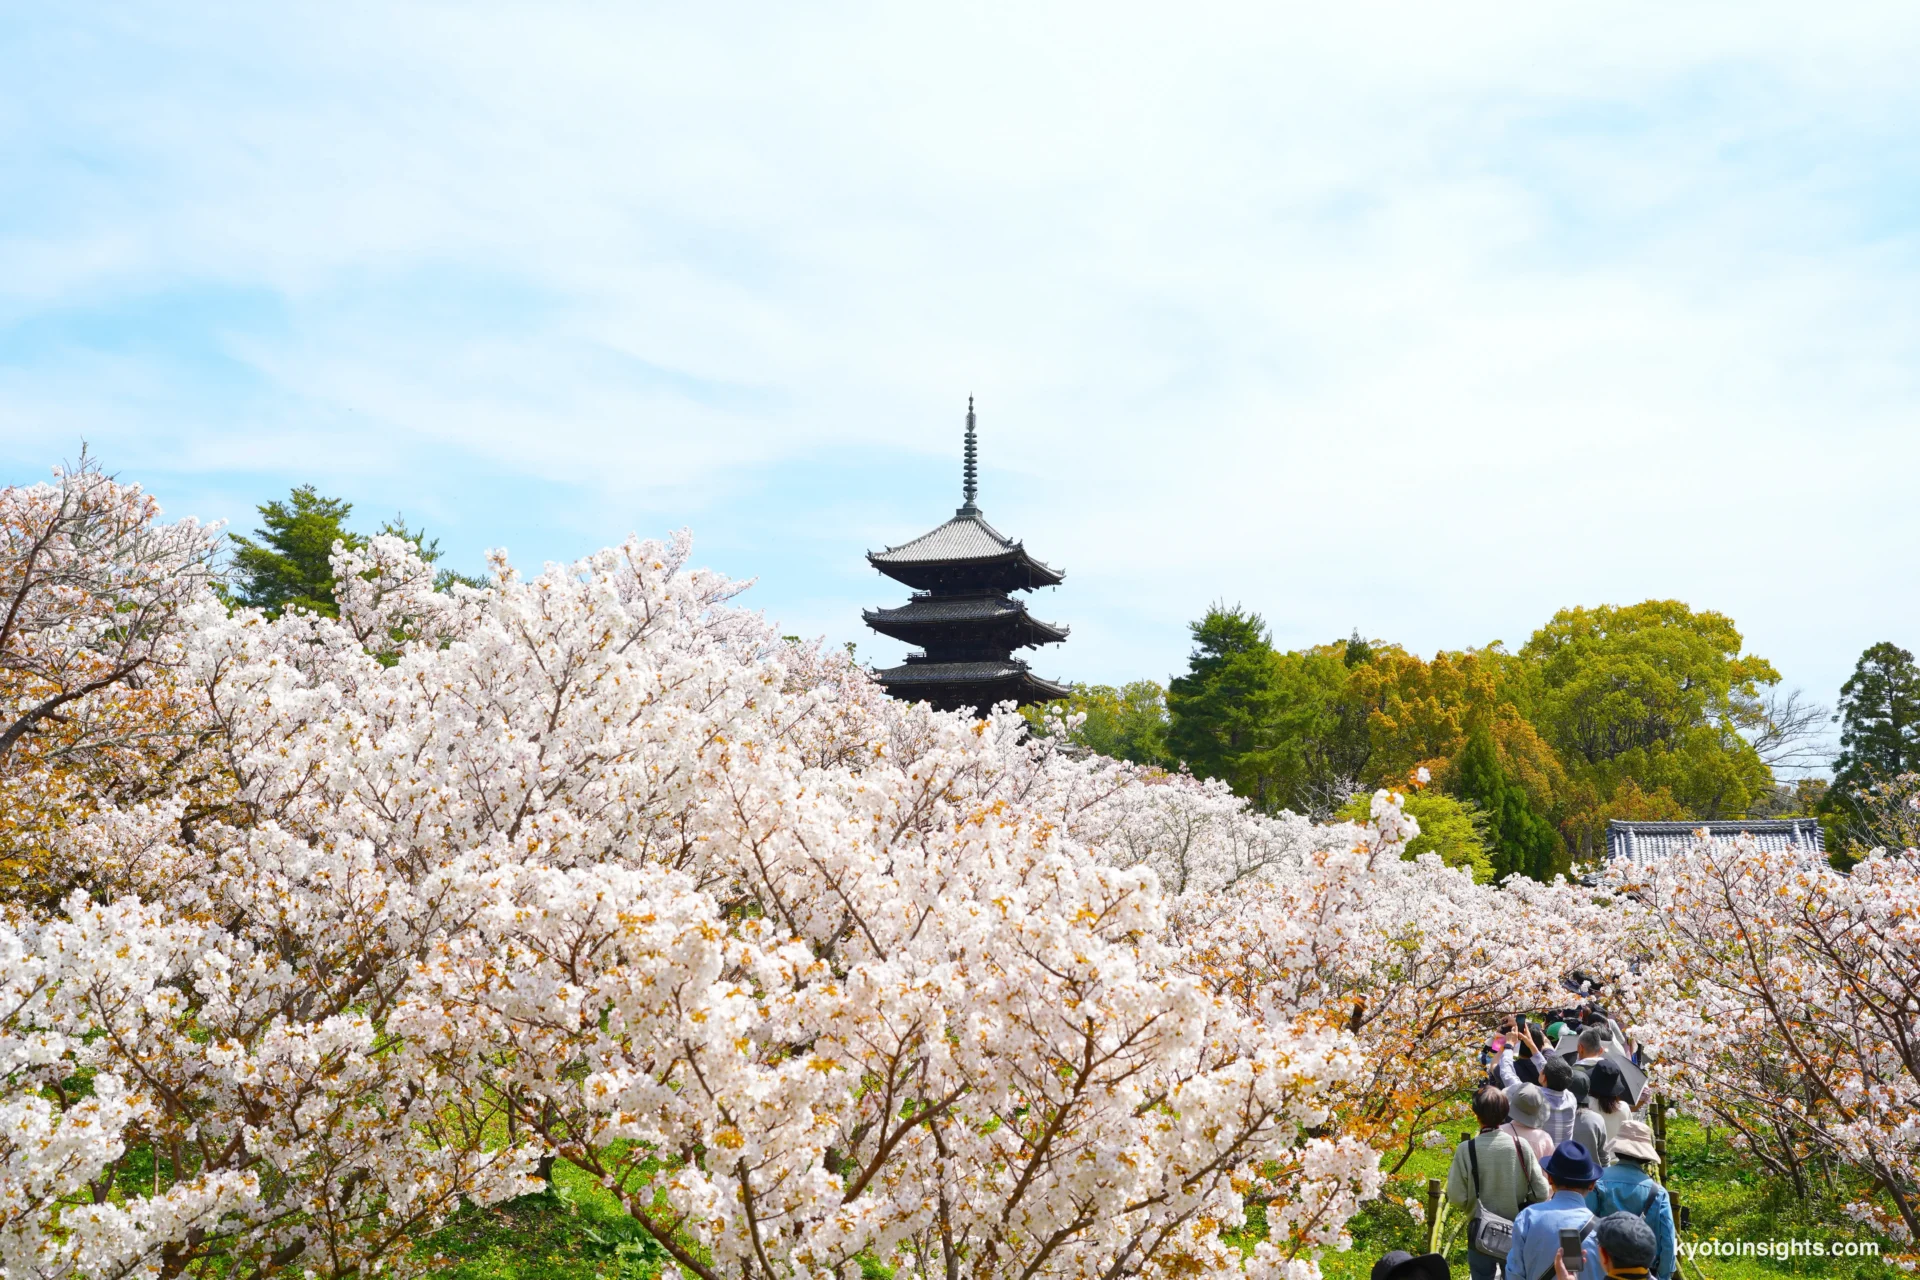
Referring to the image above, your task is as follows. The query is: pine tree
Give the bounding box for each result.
[1167,605,1287,811]
[1343,628,1373,668]
[1451,726,1560,882]
[228,486,359,618]
[1831,643,1920,786]
[1823,642,1920,863]
[228,488,479,619]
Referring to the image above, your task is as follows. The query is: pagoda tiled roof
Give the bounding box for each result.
[868,509,1063,584]
[877,659,1032,683]
[867,595,1017,622]
[864,595,1068,649]
[871,658,1073,709]
[864,595,1066,629]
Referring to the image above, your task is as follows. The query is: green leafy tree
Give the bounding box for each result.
[1264,645,1371,816]
[1164,608,1371,815]
[1450,725,1563,882]
[1336,790,1494,882]
[1517,600,1779,851]
[1342,628,1373,668]
[1026,681,1173,768]
[229,485,359,617]
[1822,642,1920,863]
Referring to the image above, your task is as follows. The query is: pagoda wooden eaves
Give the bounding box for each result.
[862,402,1069,715]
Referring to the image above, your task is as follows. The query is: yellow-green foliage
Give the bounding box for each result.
[1337,791,1494,883]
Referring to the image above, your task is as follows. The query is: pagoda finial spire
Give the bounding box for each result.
[960,396,979,514]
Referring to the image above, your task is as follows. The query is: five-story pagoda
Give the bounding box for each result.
[865,401,1070,712]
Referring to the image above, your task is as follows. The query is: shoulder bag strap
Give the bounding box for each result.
[1465,1135,1482,1201]
[1514,1133,1540,1208]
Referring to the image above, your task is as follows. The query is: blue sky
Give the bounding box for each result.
[4,3,1919,768]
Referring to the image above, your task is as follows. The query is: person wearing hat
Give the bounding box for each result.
[1504,1083,1557,1164]
[1587,1120,1675,1279]
[1371,1250,1450,1280]
[1586,1062,1634,1151]
[1509,1141,1602,1280]
[1552,1211,1662,1280]
[1446,1087,1550,1279]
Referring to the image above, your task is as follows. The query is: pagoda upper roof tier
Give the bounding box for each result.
[862,593,1067,648]
[867,508,1063,591]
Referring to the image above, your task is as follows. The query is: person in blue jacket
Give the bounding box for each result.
[1509,1141,1601,1280]
[1586,1120,1676,1279]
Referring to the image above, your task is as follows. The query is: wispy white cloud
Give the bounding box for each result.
[2,1,1918,732]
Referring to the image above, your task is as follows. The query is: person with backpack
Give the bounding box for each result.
[1445,1086,1552,1280]
[1586,1120,1675,1279]
[1509,1142,1602,1280]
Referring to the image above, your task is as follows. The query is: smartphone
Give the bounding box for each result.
[1559,1227,1586,1269]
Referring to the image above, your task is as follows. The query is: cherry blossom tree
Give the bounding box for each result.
[32,467,1915,1280]
[5,523,1395,1280]
[1617,838,1920,1243]
[0,454,223,901]
[1170,789,1591,1176]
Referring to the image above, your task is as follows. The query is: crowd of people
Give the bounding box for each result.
[1369,990,1677,1280]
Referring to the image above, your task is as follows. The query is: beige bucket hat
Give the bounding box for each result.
[1613,1118,1660,1164]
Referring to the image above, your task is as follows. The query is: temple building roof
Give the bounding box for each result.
[1605,818,1825,865]
[866,510,1063,589]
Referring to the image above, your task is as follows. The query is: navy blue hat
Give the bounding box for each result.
[1545,1140,1603,1185]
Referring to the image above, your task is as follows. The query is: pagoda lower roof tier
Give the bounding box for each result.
[862,594,1067,649]
[871,658,1070,712]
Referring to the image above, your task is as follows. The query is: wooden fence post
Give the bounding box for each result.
[1425,1177,1445,1254]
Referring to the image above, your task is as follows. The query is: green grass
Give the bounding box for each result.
[418,1162,666,1280]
